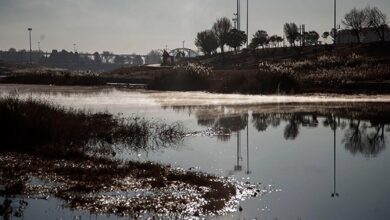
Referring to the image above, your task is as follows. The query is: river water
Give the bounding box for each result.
[1,84,390,220]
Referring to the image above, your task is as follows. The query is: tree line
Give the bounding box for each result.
[0,48,164,69]
[195,5,388,55]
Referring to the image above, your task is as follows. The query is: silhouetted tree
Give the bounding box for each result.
[322,31,330,41]
[114,55,125,65]
[226,29,247,53]
[132,55,143,66]
[276,36,284,47]
[364,6,388,42]
[93,52,102,64]
[342,8,367,43]
[212,17,232,54]
[250,30,269,49]
[284,23,300,46]
[101,51,114,64]
[145,50,162,64]
[269,35,278,47]
[305,31,320,45]
[195,30,219,55]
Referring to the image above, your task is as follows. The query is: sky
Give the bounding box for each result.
[0,0,389,55]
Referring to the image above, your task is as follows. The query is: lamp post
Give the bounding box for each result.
[236,0,240,31]
[246,0,249,48]
[246,114,251,174]
[333,0,337,44]
[28,28,32,64]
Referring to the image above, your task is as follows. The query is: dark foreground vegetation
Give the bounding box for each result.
[0,97,257,217]
[0,97,184,158]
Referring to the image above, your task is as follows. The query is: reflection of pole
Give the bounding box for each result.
[235,131,242,171]
[246,115,251,174]
[332,119,339,197]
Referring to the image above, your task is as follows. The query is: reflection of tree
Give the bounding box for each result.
[168,104,389,156]
[215,115,247,132]
[343,120,386,156]
[284,114,302,140]
[367,123,386,155]
[343,120,365,155]
[197,118,215,127]
[252,113,270,131]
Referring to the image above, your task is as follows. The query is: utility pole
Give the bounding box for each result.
[73,43,77,53]
[334,0,337,44]
[237,0,241,31]
[38,41,40,52]
[246,0,249,48]
[28,28,32,64]
[233,15,237,29]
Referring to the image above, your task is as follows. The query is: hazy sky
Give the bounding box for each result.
[0,0,389,54]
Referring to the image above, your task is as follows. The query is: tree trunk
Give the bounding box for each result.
[354,30,361,43]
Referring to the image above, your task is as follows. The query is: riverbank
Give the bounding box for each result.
[1,42,389,94]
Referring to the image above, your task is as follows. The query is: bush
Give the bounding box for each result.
[148,63,213,91]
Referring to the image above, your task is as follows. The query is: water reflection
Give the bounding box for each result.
[167,103,390,157]
[0,198,28,220]
[331,115,340,198]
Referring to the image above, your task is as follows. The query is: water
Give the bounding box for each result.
[1,84,390,220]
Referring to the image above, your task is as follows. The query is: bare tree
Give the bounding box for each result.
[212,17,232,54]
[284,23,300,46]
[342,8,367,43]
[145,50,162,64]
[365,6,388,42]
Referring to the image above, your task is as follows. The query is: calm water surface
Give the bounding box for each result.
[1,84,390,220]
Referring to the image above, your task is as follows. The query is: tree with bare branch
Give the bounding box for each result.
[365,6,388,42]
[212,17,232,54]
[342,8,367,43]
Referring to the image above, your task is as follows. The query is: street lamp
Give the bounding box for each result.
[28,28,32,64]
[333,0,337,44]
[246,0,249,48]
[236,0,240,31]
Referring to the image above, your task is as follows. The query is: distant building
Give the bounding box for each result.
[336,26,390,44]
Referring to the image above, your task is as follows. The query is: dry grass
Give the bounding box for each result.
[0,97,184,158]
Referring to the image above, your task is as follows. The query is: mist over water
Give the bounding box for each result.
[1,85,390,219]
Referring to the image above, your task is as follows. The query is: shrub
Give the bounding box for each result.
[148,63,213,91]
